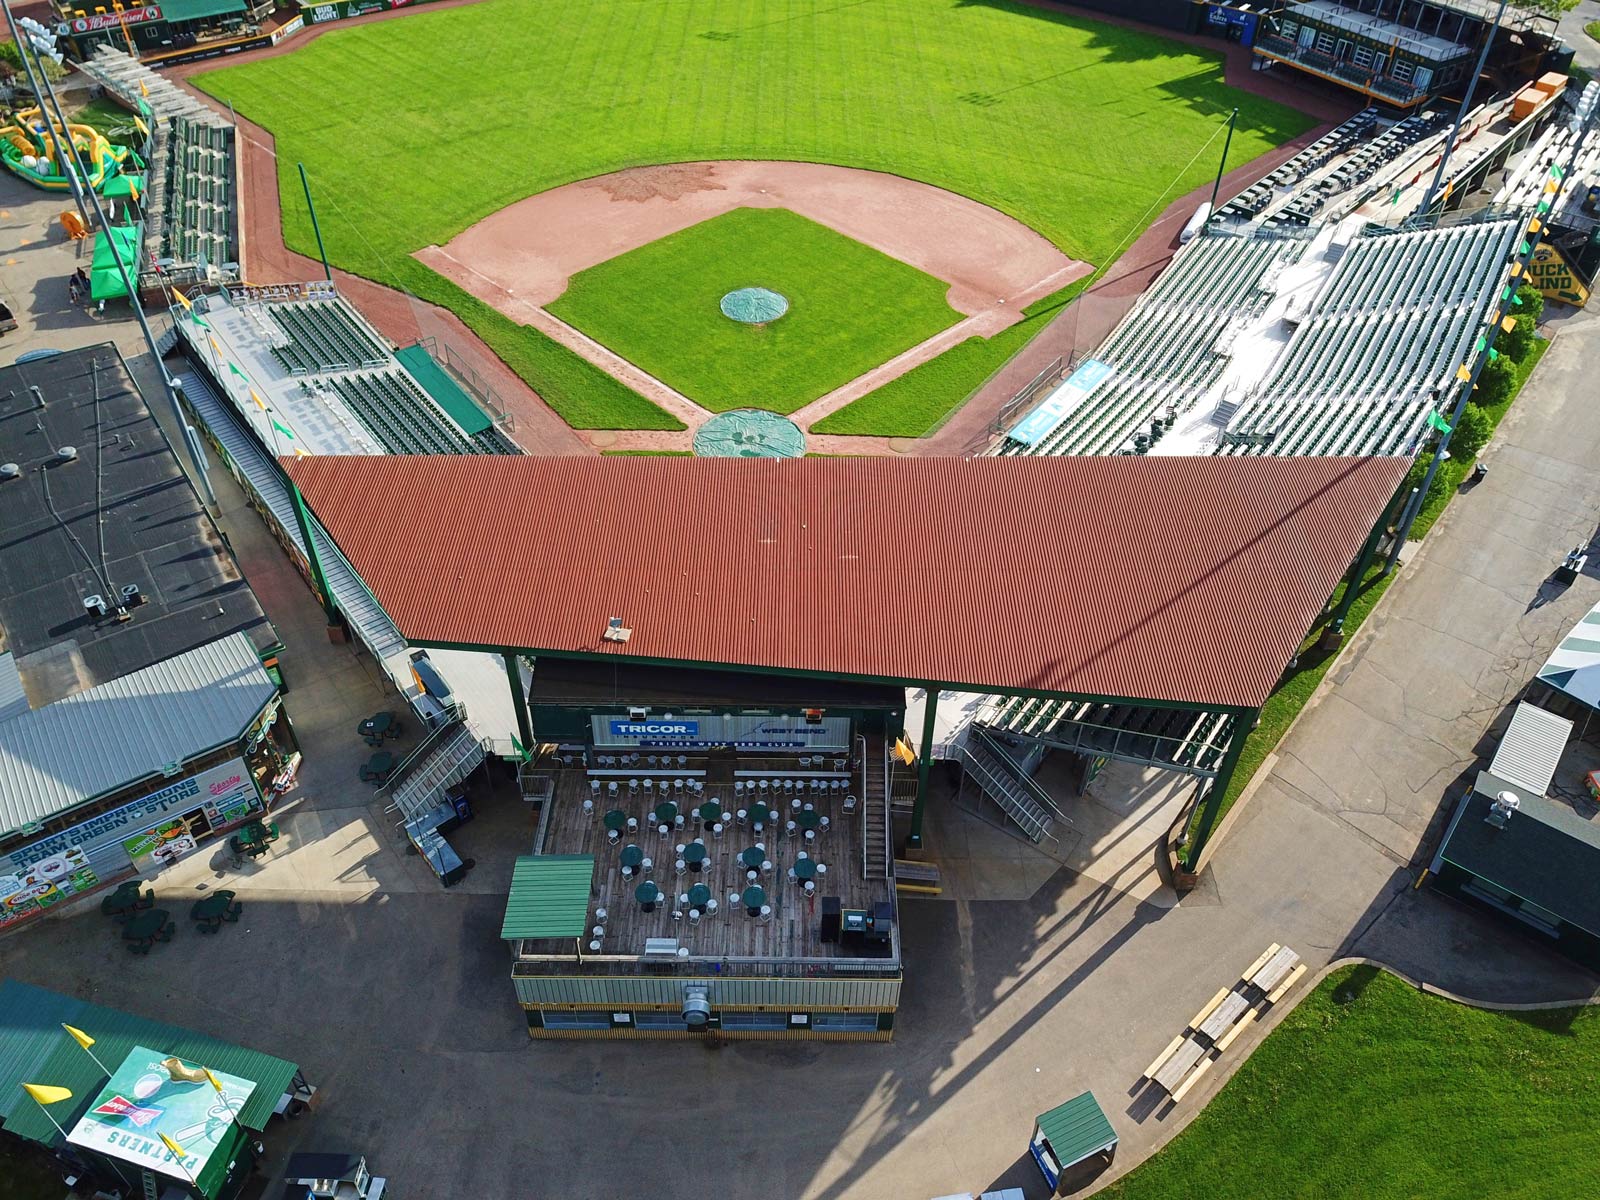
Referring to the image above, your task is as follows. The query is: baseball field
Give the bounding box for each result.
[195,0,1315,438]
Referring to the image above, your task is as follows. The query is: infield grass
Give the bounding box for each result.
[1102,965,1600,1200]
[195,0,1313,433]
[548,208,962,413]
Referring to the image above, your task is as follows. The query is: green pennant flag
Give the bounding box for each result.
[270,418,297,442]
[1427,410,1453,434]
[1537,199,1552,214]
[1503,285,1514,300]
[1520,241,1532,255]
[228,362,246,378]
[1475,336,1487,353]
[1391,186,1402,206]
[191,314,209,330]
[1551,163,1565,180]
[1488,348,1499,361]
[1512,293,1523,306]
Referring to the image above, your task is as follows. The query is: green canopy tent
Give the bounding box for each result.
[88,224,142,303]
[101,173,144,200]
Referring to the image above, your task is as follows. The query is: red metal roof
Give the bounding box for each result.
[285,454,1409,710]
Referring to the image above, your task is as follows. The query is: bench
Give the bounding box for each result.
[894,860,941,895]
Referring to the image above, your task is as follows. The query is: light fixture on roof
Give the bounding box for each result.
[602,616,632,644]
[1485,791,1520,829]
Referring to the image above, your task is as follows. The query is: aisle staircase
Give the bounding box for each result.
[861,734,891,880]
[960,726,1056,843]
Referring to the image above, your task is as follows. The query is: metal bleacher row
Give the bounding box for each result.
[997,234,1297,457]
[1218,217,1519,457]
[144,116,239,285]
[329,370,478,455]
[270,301,390,375]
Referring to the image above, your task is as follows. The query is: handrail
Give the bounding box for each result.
[858,732,869,881]
[970,725,1068,825]
[881,736,894,880]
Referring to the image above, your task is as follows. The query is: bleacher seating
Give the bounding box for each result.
[146,116,239,287]
[270,301,390,375]
[997,233,1298,457]
[1217,217,1519,457]
[329,369,476,455]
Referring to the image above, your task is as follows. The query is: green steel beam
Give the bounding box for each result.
[1179,708,1256,872]
[288,481,339,624]
[1324,480,1408,641]
[908,689,940,851]
[503,652,533,759]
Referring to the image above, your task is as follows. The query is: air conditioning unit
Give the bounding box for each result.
[1485,791,1520,828]
[681,985,712,1029]
[83,595,108,618]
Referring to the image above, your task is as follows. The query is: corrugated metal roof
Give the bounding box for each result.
[0,979,298,1144]
[1488,702,1573,797]
[287,455,1408,710]
[0,632,276,837]
[0,653,29,723]
[1036,1090,1117,1169]
[501,855,595,940]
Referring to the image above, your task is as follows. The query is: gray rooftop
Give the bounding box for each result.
[0,631,277,838]
[0,345,277,708]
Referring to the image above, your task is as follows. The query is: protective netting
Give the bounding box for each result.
[693,409,806,458]
[719,287,789,324]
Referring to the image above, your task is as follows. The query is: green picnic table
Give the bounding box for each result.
[190,892,241,932]
[796,809,821,830]
[698,801,724,826]
[635,881,662,909]
[359,751,395,783]
[101,880,151,919]
[687,883,711,910]
[603,809,629,832]
[750,804,779,828]
[653,800,678,826]
[741,885,766,915]
[682,842,707,869]
[122,908,173,953]
[739,846,765,870]
[620,844,644,869]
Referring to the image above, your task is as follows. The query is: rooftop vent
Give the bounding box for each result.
[0,463,18,480]
[681,985,712,1029]
[83,594,108,618]
[119,582,145,608]
[603,616,632,644]
[1485,791,1520,829]
[54,446,77,463]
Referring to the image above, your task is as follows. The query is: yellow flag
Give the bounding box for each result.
[1529,218,1542,234]
[1501,315,1516,332]
[172,286,192,311]
[139,79,149,98]
[1455,364,1471,381]
[249,388,267,412]
[22,1083,73,1106]
[132,114,149,137]
[208,335,221,353]
[293,446,311,458]
[160,1133,188,1160]
[203,1068,224,1093]
[61,1024,94,1051]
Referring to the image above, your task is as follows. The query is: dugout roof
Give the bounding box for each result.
[285,454,1408,710]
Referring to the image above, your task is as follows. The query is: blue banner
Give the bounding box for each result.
[609,719,700,739]
[1006,359,1114,447]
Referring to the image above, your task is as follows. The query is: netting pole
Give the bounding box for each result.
[299,162,332,282]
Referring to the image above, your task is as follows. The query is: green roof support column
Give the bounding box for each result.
[288,481,339,625]
[1180,707,1255,873]
[503,652,533,760]
[1321,480,1409,649]
[907,687,940,852]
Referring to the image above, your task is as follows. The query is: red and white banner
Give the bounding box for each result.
[65,5,161,33]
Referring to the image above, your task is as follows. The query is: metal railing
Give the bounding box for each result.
[416,335,514,431]
[993,355,1064,434]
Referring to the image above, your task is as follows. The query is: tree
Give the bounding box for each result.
[0,39,67,86]
[1450,404,1494,461]
[1497,313,1538,363]
[1514,283,1544,323]
[1474,354,1518,409]
[1405,452,1453,510]
[1510,0,1579,15]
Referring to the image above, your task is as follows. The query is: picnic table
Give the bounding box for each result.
[100,880,152,919]
[360,751,395,784]
[358,711,403,746]
[190,892,241,932]
[122,908,174,953]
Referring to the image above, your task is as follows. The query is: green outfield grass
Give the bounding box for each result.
[548,208,962,413]
[195,0,1312,434]
[1102,965,1600,1200]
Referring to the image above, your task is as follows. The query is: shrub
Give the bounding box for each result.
[1515,283,1544,323]
[1474,354,1518,408]
[1450,404,1493,460]
[1404,452,1453,510]
[1496,313,1537,363]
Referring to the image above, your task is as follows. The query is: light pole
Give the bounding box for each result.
[1418,0,1510,219]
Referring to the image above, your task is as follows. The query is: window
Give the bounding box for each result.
[1280,19,1299,38]
[1352,45,1374,70]
[1413,66,1434,91]
[634,1011,691,1030]
[718,1012,787,1031]
[1298,24,1315,48]
[811,1012,880,1033]
[1391,58,1415,83]
[790,1014,810,1026]
[539,1011,611,1031]
[1314,31,1335,54]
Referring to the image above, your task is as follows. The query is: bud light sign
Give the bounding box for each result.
[609,720,699,739]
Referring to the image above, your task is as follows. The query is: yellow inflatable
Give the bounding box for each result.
[1,108,131,194]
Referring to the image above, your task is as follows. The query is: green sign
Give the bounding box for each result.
[66,1046,257,1181]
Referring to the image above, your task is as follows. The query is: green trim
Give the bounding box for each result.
[288,481,338,624]
[910,689,939,850]
[1179,708,1256,871]
[503,652,534,755]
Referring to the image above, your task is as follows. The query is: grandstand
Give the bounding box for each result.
[173,281,515,459]
[1218,217,1522,457]
[79,47,241,290]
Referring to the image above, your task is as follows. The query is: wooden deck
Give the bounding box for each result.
[535,755,895,963]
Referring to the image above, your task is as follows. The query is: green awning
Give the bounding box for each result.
[89,224,142,302]
[394,343,492,436]
[1036,1091,1117,1171]
[501,854,594,940]
[160,0,246,21]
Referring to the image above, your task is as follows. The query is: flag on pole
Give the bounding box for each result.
[1390,186,1402,206]
[61,1025,94,1051]
[1475,336,1487,353]
[1456,364,1472,381]
[172,286,192,312]
[1427,410,1453,434]
[1529,218,1542,234]
[139,78,149,98]
[227,362,247,379]
[1488,348,1499,361]
[22,1083,72,1106]
[132,114,149,137]
[203,1068,224,1094]
[1551,163,1565,180]
[293,446,310,458]
[208,335,221,353]
[271,418,297,442]
[249,388,267,412]
[1501,315,1516,332]
[159,1133,188,1160]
